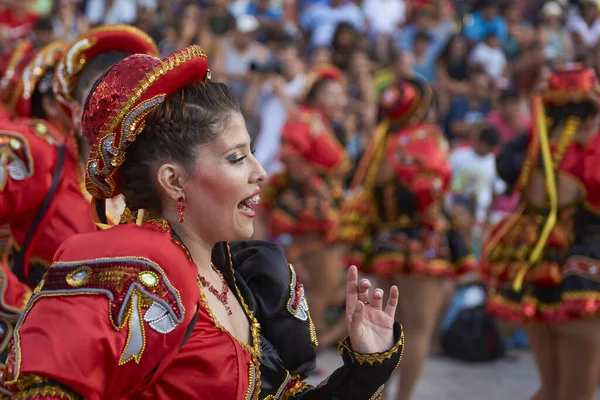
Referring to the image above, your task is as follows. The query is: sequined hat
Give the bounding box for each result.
[379,78,432,124]
[82,45,210,199]
[12,41,68,118]
[541,66,600,106]
[0,40,35,105]
[53,24,159,116]
[300,64,346,103]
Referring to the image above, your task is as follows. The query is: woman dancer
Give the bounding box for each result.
[340,79,475,400]
[481,66,600,400]
[1,46,404,399]
[262,64,351,345]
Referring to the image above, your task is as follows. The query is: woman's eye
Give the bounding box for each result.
[228,154,247,164]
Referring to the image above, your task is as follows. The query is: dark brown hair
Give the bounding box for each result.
[120,81,240,213]
[75,51,131,103]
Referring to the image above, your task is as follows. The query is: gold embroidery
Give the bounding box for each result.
[338,327,405,366]
[7,255,185,384]
[370,385,385,400]
[87,46,207,198]
[225,242,262,400]
[244,363,258,400]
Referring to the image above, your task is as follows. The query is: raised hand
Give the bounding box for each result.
[345,265,399,354]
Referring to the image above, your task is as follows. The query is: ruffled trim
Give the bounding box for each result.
[488,275,600,323]
[338,326,405,366]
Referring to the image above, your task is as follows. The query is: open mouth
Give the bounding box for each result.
[238,193,261,217]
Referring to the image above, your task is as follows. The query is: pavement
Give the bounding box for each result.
[310,349,600,400]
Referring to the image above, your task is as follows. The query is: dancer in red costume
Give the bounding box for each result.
[262,64,352,343]
[340,79,475,400]
[0,26,159,290]
[481,67,600,400]
[1,45,404,399]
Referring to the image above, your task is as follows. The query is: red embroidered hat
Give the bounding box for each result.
[12,41,68,118]
[82,45,210,199]
[379,78,432,124]
[541,66,600,106]
[300,64,345,103]
[0,40,35,105]
[53,24,159,116]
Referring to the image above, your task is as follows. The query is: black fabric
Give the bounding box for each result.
[290,322,403,399]
[495,134,528,191]
[373,184,419,224]
[442,286,505,363]
[214,241,404,399]
[12,144,66,287]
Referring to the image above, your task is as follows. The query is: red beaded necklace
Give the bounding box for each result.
[197,263,232,315]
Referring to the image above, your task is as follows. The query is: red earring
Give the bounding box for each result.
[177,197,185,223]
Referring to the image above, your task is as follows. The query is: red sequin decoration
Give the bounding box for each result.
[177,197,185,223]
[197,264,232,316]
[81,54,159,148]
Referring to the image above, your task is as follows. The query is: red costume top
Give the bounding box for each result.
[339,80,475,278]
[1,45,405,400]
[262,65,351,241]
[481,67,600,322]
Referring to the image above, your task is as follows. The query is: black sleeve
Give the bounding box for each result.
[285,322,404,400]
[496,134,528,190]
[225,240,317,377]
[224,241,405,400]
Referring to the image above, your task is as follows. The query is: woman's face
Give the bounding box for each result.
[182,112,266,243]
[310,48,332,67]
[450,37,467,58]
[313,80,348,122]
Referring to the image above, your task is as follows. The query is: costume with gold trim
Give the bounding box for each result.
[481,67,600,322]
[339,80,475,278]
[2,47,404,399]
[262,65,351,242]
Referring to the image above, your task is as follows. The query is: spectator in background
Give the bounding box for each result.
[85,0,136,26]
[31,17,54,48]
[213,14,269,101]
[444,67,492,143]
[299,0,365,48]
[331,22,361,71]
[470,32,508,80]
[160,2,215,57]
[462,0,508,45]
[346,49,377,135]
[502,1,535,61]
[448,126,504,248]
[487,86,530,143]
[436,35,470,117]
[362,0,406,62]
[539,1,574,64]
[247,0,284,42]
[245,41,305,174]
[308,46,332,68]
[412,30,439,83]
[0,0,39,48]
[207,0,237,37]
[397,7,437,52]
[52,0,88,44]
[136,0,163,45]
[569,0,600,54]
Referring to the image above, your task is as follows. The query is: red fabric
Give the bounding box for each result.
[0,9,39,41]
[385,123,452,213]
[5,223,254,399]
[0,118,96,270]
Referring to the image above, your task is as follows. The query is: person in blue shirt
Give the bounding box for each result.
[462,0,508,44]
[444,66,492,142]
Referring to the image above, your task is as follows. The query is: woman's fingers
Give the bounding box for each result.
[357,278,371,305]
[346,265,359,296]
[384,285,399,318]
[369,288,384,310]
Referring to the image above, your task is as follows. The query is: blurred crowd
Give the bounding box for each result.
[2,0,600,395]
[3,0,600,253]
